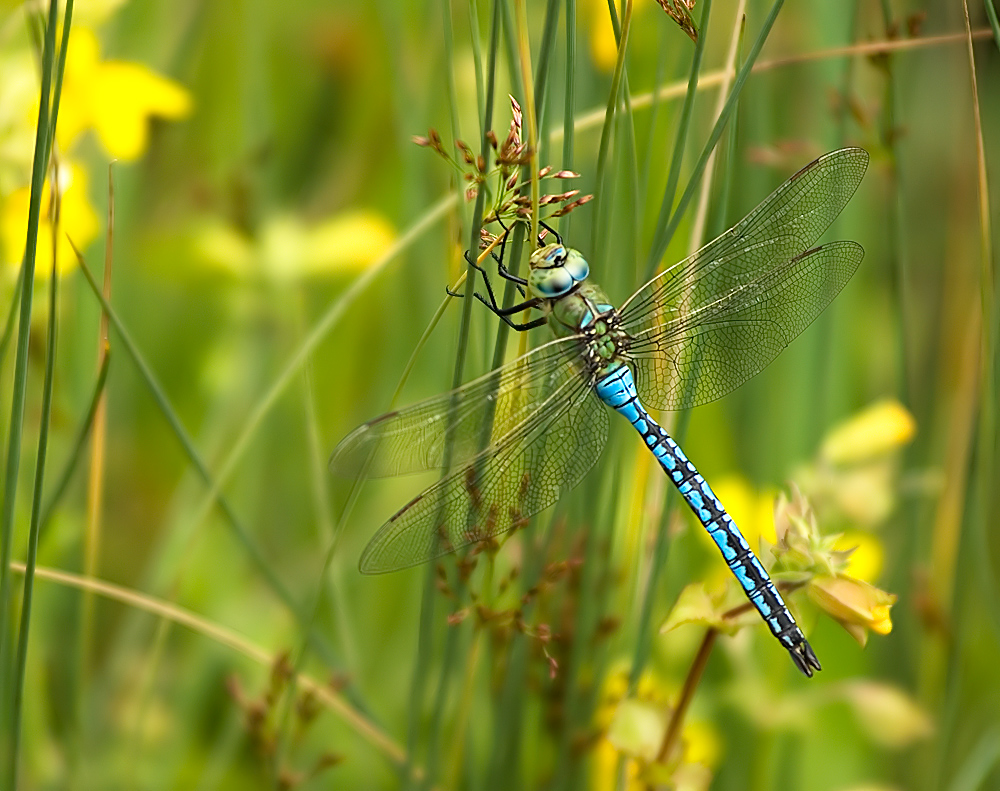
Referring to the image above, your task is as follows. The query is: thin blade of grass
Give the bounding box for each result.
[38,353,111,534]
[404,2,503,783]
[644,0,713,280]
[0,268,23,369]
[6,562,415,775]
[553,24,992,146]
[964,0,1000,660]
[687,0,745,256]
[590,0,632,257]
[985,0,1000,53]
[10,163,61,791]
[70,247,349,675]
[0,0,62,747]
[644,0,786,275]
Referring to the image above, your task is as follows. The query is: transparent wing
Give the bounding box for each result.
[329,336,586,478]
[625,241,864,409]
[620,147,868,409]
[357,363,609,573]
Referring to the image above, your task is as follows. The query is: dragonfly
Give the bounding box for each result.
[330,148,869,676]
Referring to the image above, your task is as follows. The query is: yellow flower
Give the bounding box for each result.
[820,399,916,466]
[55,27,192,160]
[591,666,719,791]
[0,161,100,277]
[581,0,657,70]
[190,210,395,280]
[834,531,884,582]
[809,575,897,646]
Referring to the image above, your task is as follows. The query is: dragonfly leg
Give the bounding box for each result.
[488,311,548,331]
[538,220,563,246]
[491,219,529,293]
[461,251,539,313]
[483,295,543,316]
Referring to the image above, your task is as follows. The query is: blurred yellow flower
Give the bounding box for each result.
[809,575,897,646]
[56,27,192,160]
[191,210,396,280]
[591,665,718,791]
[581,0,656,70]
[820,399,916,466]
[0,161,99,277]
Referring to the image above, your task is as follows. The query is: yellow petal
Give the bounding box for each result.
[869,604,894,635]
[682,719,721,769]
[834,531,885,582]
[90,62,192,160]
[585,0,620,72]
[0,162,100,277]
[821,399,916,465]
[55,27,102,150]
[808,575,897,642]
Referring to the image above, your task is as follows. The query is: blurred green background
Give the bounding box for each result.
[1,0,998,788]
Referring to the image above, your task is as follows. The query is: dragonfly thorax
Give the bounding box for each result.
[527,244,590,298]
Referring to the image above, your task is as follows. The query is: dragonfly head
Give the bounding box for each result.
[528,244,590,298]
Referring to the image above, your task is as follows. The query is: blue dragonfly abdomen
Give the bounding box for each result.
[594,363,821,676]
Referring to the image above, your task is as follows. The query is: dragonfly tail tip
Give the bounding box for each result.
[789,640,822,678]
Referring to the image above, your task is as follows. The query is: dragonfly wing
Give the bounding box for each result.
[329,336,584,478]
[358,368,609,573]
[626,241,864,409]
[620,148,868,410]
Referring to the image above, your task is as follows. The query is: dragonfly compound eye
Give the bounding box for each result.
[562,250,590,283]
[530,266,574,297]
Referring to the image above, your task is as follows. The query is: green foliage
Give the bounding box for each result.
[0,0,998,789]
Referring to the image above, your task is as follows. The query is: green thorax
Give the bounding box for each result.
[527,244,625,373]
[545,282,613,337]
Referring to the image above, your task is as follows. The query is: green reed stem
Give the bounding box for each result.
[644,0,712,281]
[561,0,576,172]
[10,238,59,789]
[404,2,502,785]
[0,0,61,746]
[441,0,463,147]
[878,0,913,406]
[644,0,785,273]
[484,511,560,791]
[533,0,562,152]
[38,353,110,535]
[985,0,1000,53]
[553,439,622,789]
[590,0,632,257]
[468,0,486,123]
[0,268,23,369]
